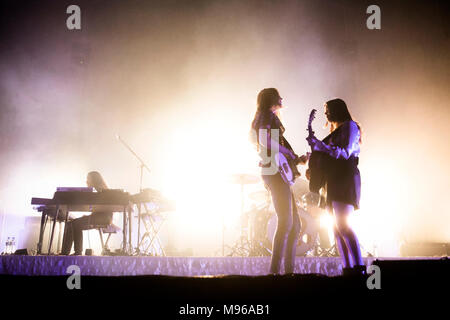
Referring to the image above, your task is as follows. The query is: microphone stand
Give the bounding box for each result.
[116,134,151,255]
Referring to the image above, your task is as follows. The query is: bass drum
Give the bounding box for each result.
[266,205,318,256]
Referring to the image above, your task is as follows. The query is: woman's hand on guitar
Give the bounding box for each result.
[297,154,310,165]
[306,135,319,147]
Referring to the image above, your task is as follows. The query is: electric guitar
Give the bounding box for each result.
[275,145,301,186]
[307,109,328,193]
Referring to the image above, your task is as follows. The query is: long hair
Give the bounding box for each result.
[251,88,281,130]
[87,171,108,191]
[250,88,281,148]
[325,98,362,143]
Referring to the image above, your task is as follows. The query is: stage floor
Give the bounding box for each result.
[0,255,441,277]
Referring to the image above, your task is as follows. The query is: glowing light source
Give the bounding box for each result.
[319,213,335,246]
[155,111,262,255]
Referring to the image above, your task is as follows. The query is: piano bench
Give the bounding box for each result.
[100,224,121,234]
[88,224,121,255]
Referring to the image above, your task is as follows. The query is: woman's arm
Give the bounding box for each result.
[307,121,360,160]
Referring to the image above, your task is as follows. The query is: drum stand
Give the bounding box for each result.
[315,243,339,257]
[309,232,339,257]
[226,213,251,257]
[228,232,271,257]
[227,203,272,257]
[225,174,261,256]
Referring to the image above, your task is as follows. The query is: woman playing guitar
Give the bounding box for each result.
[250,88,308,274]
[306,98,364,275]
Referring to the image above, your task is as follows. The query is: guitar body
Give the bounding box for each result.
[307,109,328,193]
[308,151,328,193]
[275,152,300,186]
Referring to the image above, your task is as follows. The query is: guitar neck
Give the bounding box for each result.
[308,123,314,136]
[307,109,317,138]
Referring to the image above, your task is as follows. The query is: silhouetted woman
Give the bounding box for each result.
[306,98,365,275]
[61,171,113,255]
[251,88,307,274]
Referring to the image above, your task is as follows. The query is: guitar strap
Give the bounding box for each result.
[281,135,295,154]
[263,114,293,157]
[273,114,297,155]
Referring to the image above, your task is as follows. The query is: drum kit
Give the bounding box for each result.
[227,173,337,257]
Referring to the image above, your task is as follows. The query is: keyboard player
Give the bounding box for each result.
[61,171,112,255]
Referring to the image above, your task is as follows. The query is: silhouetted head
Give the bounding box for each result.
[324,98,352,123]
[256,88,282,114]
[251,88,282,131]
[324,98,362,143]
[86,171,108,192]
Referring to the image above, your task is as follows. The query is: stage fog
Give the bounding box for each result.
[0,0,448,257]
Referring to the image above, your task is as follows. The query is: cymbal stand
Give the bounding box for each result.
[230,181,251,256]
[228,202,272,257]
[247,203,272,256]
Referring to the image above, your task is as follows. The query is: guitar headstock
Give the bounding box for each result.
[308,109,317,124]
[308,109,317,135]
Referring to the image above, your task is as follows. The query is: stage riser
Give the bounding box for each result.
[0,256,376,277]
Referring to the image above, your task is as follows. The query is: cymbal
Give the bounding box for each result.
[228,173,259,185]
